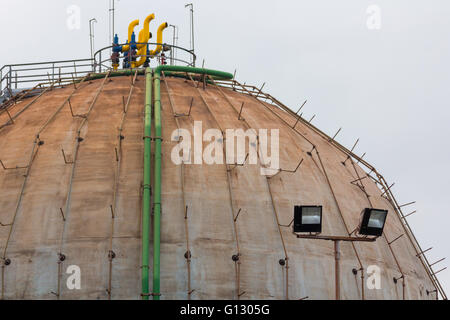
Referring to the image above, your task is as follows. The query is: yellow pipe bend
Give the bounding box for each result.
[137,14,155,50]
[135,30,148,67]
[134,14,155,68]
[150,22,168,56]
[122,19,140,52]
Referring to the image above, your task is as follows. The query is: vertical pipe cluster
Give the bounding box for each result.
[141,68,153,300]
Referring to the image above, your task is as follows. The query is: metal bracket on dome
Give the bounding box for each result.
[416,247,433,257]
[269,158,304,179]
[380,182,395,199]
[279,218,294,228]
[61,148,73,164]
[175,97,194,118]
[228,153,249,172]
[402,210,416,219]
[188,289,196,297]
[59,208,66,222]
[350,176,367,185]
[0,159,28,170]
[110,205,115,219]
[292,100,308,129]
[356,152,366,165]
[233,208,245,222]
[388,234,404,245]
[342,138,359,166]
[4,108,14,125]
[238,102,245,120]
[329,127,342,142]
[0,221,12,227]
[68,99,87,119]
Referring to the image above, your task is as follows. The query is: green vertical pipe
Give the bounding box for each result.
[151,66,233,300]
[141,67,152,300]
[152,70,162,301]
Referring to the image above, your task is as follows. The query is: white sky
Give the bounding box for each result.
[1,0,449,296]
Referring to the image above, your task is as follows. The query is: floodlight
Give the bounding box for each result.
[294,206,322,233]
[358,208,388,237]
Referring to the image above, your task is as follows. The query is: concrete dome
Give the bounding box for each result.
[0,72,439,300]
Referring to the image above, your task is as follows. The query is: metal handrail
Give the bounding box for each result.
[1,58,94,98]
[93,42,197,73]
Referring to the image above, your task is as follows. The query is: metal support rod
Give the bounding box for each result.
[402,210,417,219]
[61,148,73,164]
[432,267,447,276]
[356,152,366,165]
[388,234,404,245]
[329,127,342,142]
[399,201,416,208]
[335,240,340,300]
[185,3,195,66]
[89,18,98,67]
[238,102,245,120]
[380,183,395,197]
[292,101,308,129]
[416,247,433,257]
[430,258,445,267]
[59,208,66,221]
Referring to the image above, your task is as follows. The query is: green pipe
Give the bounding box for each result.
[85,69,146,81]
[141,67,152,300]
[151,65,233,300]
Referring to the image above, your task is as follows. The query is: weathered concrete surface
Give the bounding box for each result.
[0,75,436,300]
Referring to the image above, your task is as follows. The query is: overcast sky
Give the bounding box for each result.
[1,0,449,295]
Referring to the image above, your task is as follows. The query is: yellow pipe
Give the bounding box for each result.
[122,19,140,52]
[135,14,155,67]
[137,14,155,50]
[132,30,146,68]
[150,22,168,56]
[135,32,148,67]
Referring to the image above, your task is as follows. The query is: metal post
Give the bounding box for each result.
[89,18,98,67]
[99,52,102,73]
[185,3,195,66]
[109,0,116,67]
[335,240,340,300]
[169,25,178,66]
[8,67,12,95]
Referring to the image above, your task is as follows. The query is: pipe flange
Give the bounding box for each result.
[4,258,11,266]
[58,253,66,262]
[232,254,240,262]
[184,251,192,260]
[279,259,286,266]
